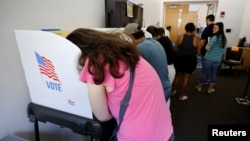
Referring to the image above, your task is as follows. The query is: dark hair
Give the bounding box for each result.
[131,30,145,39]
[214,22,227,48]
[166,26,171,31]
[237,37,247,47]
[185,22,196,32]
[155,27,165,36]
[66,28,140,84]
[206,14,215,22]
[146,26,166,37]
[146,25,157,36]
[196,28,200,33]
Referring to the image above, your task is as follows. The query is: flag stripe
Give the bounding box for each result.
[35,52,60,82]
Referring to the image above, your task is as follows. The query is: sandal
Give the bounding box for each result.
[179,95,188,101]
[171,90,176,96]
[195,85,202,92]
[207,88,215,94]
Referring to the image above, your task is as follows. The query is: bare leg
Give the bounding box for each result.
[172,72,181,95]
[179,73,191,99]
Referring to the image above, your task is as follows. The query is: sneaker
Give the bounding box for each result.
[195,85,202,92]
[204,80,210,84]
[179,95,188,101]
[207,88,215,94]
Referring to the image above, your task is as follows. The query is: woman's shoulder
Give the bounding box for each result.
[193,35,200,41]
[210,35,218,41]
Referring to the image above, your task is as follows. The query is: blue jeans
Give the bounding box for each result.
[201,56,210,82]
[199,59,221,86]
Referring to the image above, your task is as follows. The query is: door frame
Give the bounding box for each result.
[163,0,218,43]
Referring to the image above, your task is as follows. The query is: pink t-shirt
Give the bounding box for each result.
[79,57,173,141]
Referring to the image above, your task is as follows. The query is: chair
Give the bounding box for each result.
[222,47,244,75]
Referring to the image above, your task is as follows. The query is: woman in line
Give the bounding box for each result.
[196,22,227,93]
[172,22,201,100]
[146,26,176,66]
[146,25,176,107]
[66,28,174,141]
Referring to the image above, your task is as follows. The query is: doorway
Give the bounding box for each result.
[163,2,217,44]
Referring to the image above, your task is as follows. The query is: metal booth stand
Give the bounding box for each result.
[235,68,250,108]
[27,103,116,141]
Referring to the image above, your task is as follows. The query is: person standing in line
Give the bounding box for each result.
[124,23,172,105]
[146,26,176,82]
[146,26,175,65]
[196,27,201,37]
[200,14,215,83]
[165,26,172,39]
[195,22,227,93]
[156,27,176,65]
[171,22,201,101]
[66,28,174,141]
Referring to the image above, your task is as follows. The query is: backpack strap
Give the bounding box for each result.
[109,68,135,141]
[118,68,135,127]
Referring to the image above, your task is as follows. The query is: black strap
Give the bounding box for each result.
[109,68,135,141]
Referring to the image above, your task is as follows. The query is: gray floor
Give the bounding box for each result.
[170,68,250,141]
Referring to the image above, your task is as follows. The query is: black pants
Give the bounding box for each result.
[93,115,117,141]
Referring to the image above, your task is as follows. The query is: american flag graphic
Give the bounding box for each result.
[35,52,60,82]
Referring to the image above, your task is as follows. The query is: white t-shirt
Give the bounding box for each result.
[165,29,170,38]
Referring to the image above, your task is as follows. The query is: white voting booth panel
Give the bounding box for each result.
[15,30,92,119]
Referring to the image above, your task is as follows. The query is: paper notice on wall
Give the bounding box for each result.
[127,1,133,18]
[41,29,69,38]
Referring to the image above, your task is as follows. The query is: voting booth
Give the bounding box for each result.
[15,30,93,118]
[15,30,116,141]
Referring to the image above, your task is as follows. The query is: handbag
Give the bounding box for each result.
[109,68,135,141]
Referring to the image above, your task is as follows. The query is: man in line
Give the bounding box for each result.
[124,23,172,106]
[200,14,215,83]
[165,26,171,39]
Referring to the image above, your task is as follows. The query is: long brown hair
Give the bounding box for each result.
[214,22,227,48]
[66,28,140,84]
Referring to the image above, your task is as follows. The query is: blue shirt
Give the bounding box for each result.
[205,35,225,62]
[137,38,172,101]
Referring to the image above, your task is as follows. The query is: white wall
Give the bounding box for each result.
[239,0,250,46]
[216,0,247,46]
[197,4,209,27]
[130,0,247,46]
[130,0,218,27]
[130,0,162,27]
[0,0,104,140]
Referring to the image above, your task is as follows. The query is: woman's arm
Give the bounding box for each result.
[206,36,217,51]
[194,36,201,56]
[87,82,113,121]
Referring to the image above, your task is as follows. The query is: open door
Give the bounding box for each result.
[164,2,217,44]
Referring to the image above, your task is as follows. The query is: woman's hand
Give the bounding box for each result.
[205,45,210,51]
